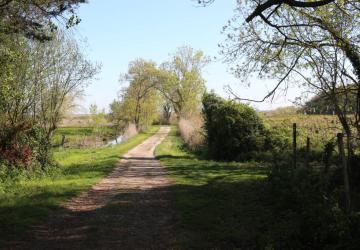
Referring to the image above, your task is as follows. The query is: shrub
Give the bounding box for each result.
[0,124,53,171]
[202,92,268,161]
[267,167,360,249]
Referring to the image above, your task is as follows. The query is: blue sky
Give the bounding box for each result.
[74,0,300,113]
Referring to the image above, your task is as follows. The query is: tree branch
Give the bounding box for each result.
[246,0,335,22]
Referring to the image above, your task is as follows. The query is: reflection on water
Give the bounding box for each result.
[106,135,125,146]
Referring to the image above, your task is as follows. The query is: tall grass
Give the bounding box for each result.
[178,116,204,151]
[123,123,138,140]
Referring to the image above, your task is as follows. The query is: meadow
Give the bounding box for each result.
[263,113,342,151]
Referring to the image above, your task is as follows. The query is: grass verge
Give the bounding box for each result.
[0,126,159,244]
[155,126,273,249]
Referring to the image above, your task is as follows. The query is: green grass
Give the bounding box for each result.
[0,126,159,244]
[155,127,273,249]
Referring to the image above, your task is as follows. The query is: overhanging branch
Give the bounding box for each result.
[246,0,335,22]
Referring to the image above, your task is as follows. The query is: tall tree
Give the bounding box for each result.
[112,59,160,131]
[0,31,99,140]
[199,1,360,143]
[159,46,209,118]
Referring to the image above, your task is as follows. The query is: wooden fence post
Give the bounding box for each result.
[306,137,310,168]
[293,123,297,169]
[337,133,351,212]
[61,134,65,147]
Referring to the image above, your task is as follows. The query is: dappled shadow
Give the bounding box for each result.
[2,127,175,250]
[5,185,177,250]
[3,126,273,249]
[5,177,273,250]
[168,181,273,249]
[154,153,273,249]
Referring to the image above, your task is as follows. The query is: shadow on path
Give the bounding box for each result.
[7,127,177,250]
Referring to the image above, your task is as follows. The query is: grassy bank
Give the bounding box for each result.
[0,126,159,244]
[155,127,272,249]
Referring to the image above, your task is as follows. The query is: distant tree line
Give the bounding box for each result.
[302,85,358,115]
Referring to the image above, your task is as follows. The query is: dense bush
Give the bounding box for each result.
[0,124,53,173]
[202,93,269,161]
[266,167,360,249]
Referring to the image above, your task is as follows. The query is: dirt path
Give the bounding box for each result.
[11,126,177,250]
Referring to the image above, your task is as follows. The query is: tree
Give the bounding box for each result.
[1,31,98,138]
[0,0,86,41]
[108,100,128,133]
[162,101,172,124]
[31,32,99,139]
[198,0,337,22]
[89,103,106,139]
[110,47,209,129]
[112,59,160,131]
[302,85,358,115]
[158,46,209,118]
[199,1,360,146]
[0,31,98,168]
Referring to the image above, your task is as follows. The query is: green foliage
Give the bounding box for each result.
[110,59,160,131]
[159,46,209,118]
[302,87,358,115]
[267,167,360,249]
[111,46,209,128]
[202,92,268,161]
[0,31,98,171]
[0,125,52,170]
[89,103,107,138]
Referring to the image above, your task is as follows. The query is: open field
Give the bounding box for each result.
[262,113,343,151]
[0,126,159,245]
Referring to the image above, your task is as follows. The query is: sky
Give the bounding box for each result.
[73,0,302,113]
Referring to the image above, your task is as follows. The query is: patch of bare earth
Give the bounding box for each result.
[9,127,178,250]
